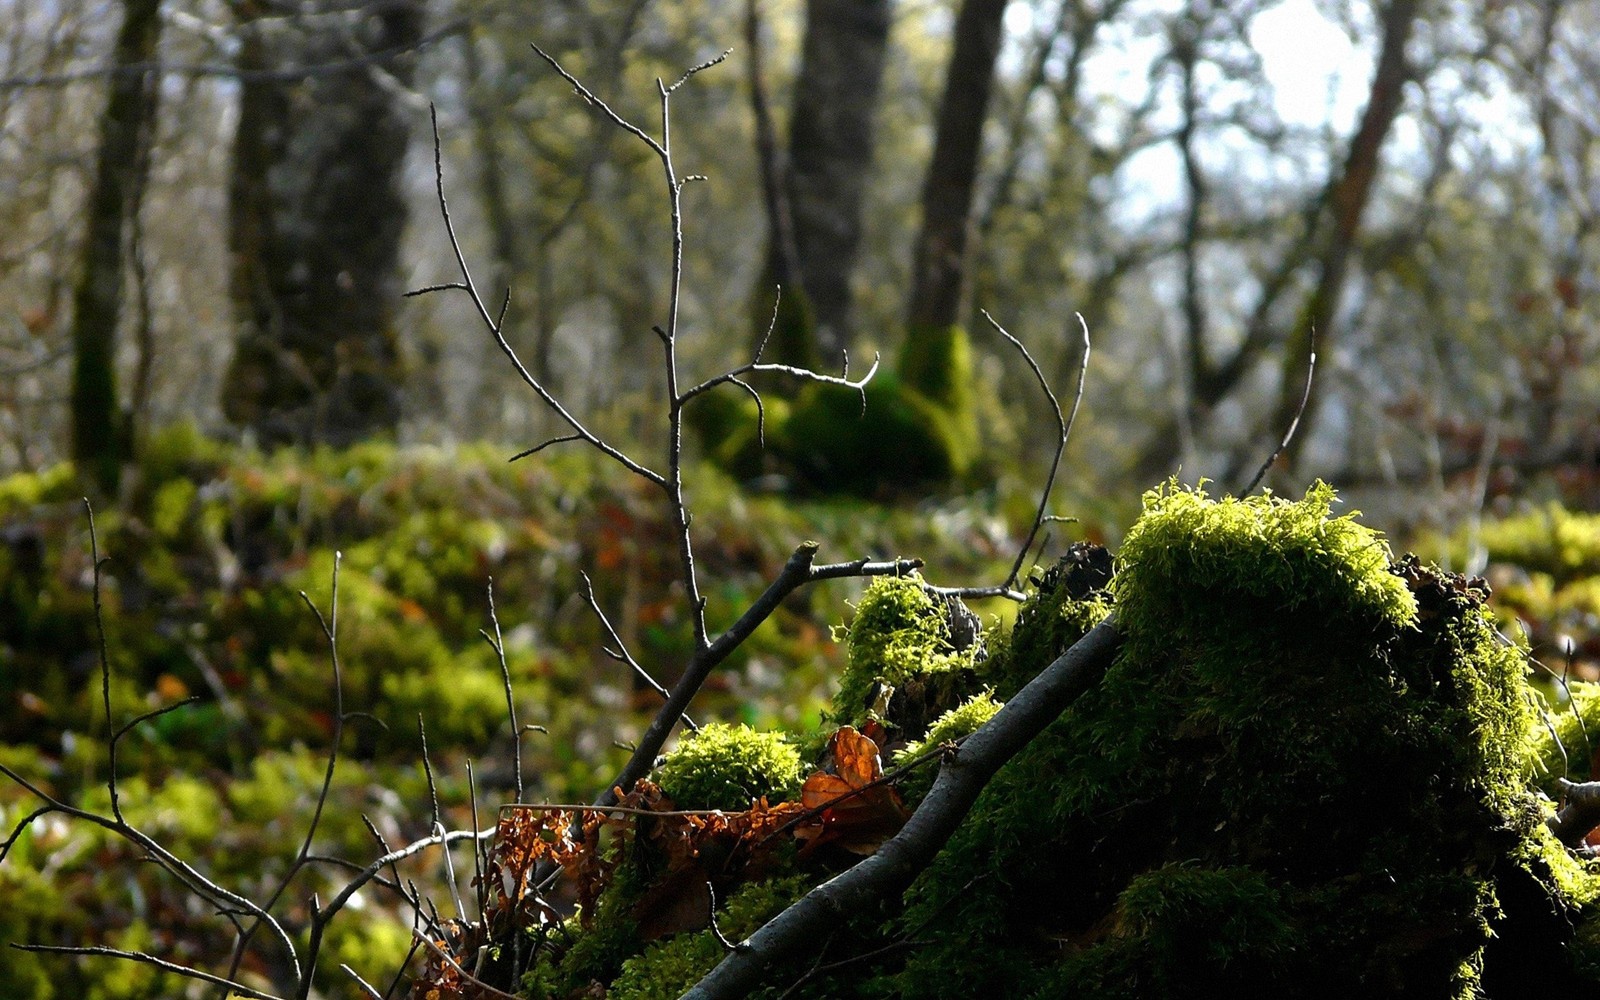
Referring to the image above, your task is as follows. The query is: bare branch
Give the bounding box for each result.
[508,434,584,463]
[343,964,385,999]
[530,45,666,156]
[413,105,664,487]
[667,49,734,93]
[83,500,123,824]
[568,544,923,843]
[580,572,699,731]
[482,578,523,801]
[981,310,1090,593]
[707,881,742,952]
[677,352,881,407]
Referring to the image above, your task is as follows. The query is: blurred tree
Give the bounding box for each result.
[777,0,894,361]
[904,0,1007,336]
[221,0,426,446]
[1129,0,1422,485]
[68,0,163,493]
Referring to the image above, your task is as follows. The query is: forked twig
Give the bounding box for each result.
[579,571,699,732]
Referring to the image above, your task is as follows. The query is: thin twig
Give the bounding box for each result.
[342,964,385,999]
[7,943,285,1000]
[707,881,742,952]
[410,931,523,1000]
[466,760,486,927]
[579,571,698,731]
[84,500,123,824]
[1242,325,1317,495]
[232,553,348,992]
[482,578,523,801]
[980,311,1089,592]
[412,104,663,487]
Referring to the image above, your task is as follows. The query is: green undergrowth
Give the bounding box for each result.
[0,424,1028,993]
[10,432,1600,997]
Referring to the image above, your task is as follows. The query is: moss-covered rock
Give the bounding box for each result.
[892,481,1598,999]
[654,723,804,812]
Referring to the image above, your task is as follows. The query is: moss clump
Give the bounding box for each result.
[1470,504,1600,586]
[696,321,978,495]
[831,573,982,729]
[778,372,974,496]
[893,481,1586,999]
[654,723,803,812]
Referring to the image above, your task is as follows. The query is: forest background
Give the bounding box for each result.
[2,0,1600,997]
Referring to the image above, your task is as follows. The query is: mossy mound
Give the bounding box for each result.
[690,323,978,496]
[777,372,973,495]
[891,482,1598,999]
[482,482,1600,999]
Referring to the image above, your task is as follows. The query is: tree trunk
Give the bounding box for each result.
[69,0,163,494]
[905,0,1009,332]
[222,0,425,446]
[783,0,894,361]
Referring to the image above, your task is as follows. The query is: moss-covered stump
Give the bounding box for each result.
[894,482,1600,999]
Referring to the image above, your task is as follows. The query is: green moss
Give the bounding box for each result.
[894,481,1567,998]
[832,573,980,727]
[0,462,77,515]
[897,323,973,415]
[778,372,973,495]
[1473,504,1600,586]
[654,723,804,811]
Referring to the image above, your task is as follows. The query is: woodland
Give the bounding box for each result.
[2,0,1600,998]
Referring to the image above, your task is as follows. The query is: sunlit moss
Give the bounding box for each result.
[892,690,1001,803]
[831,572,980,727]
[654,722,803,812]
